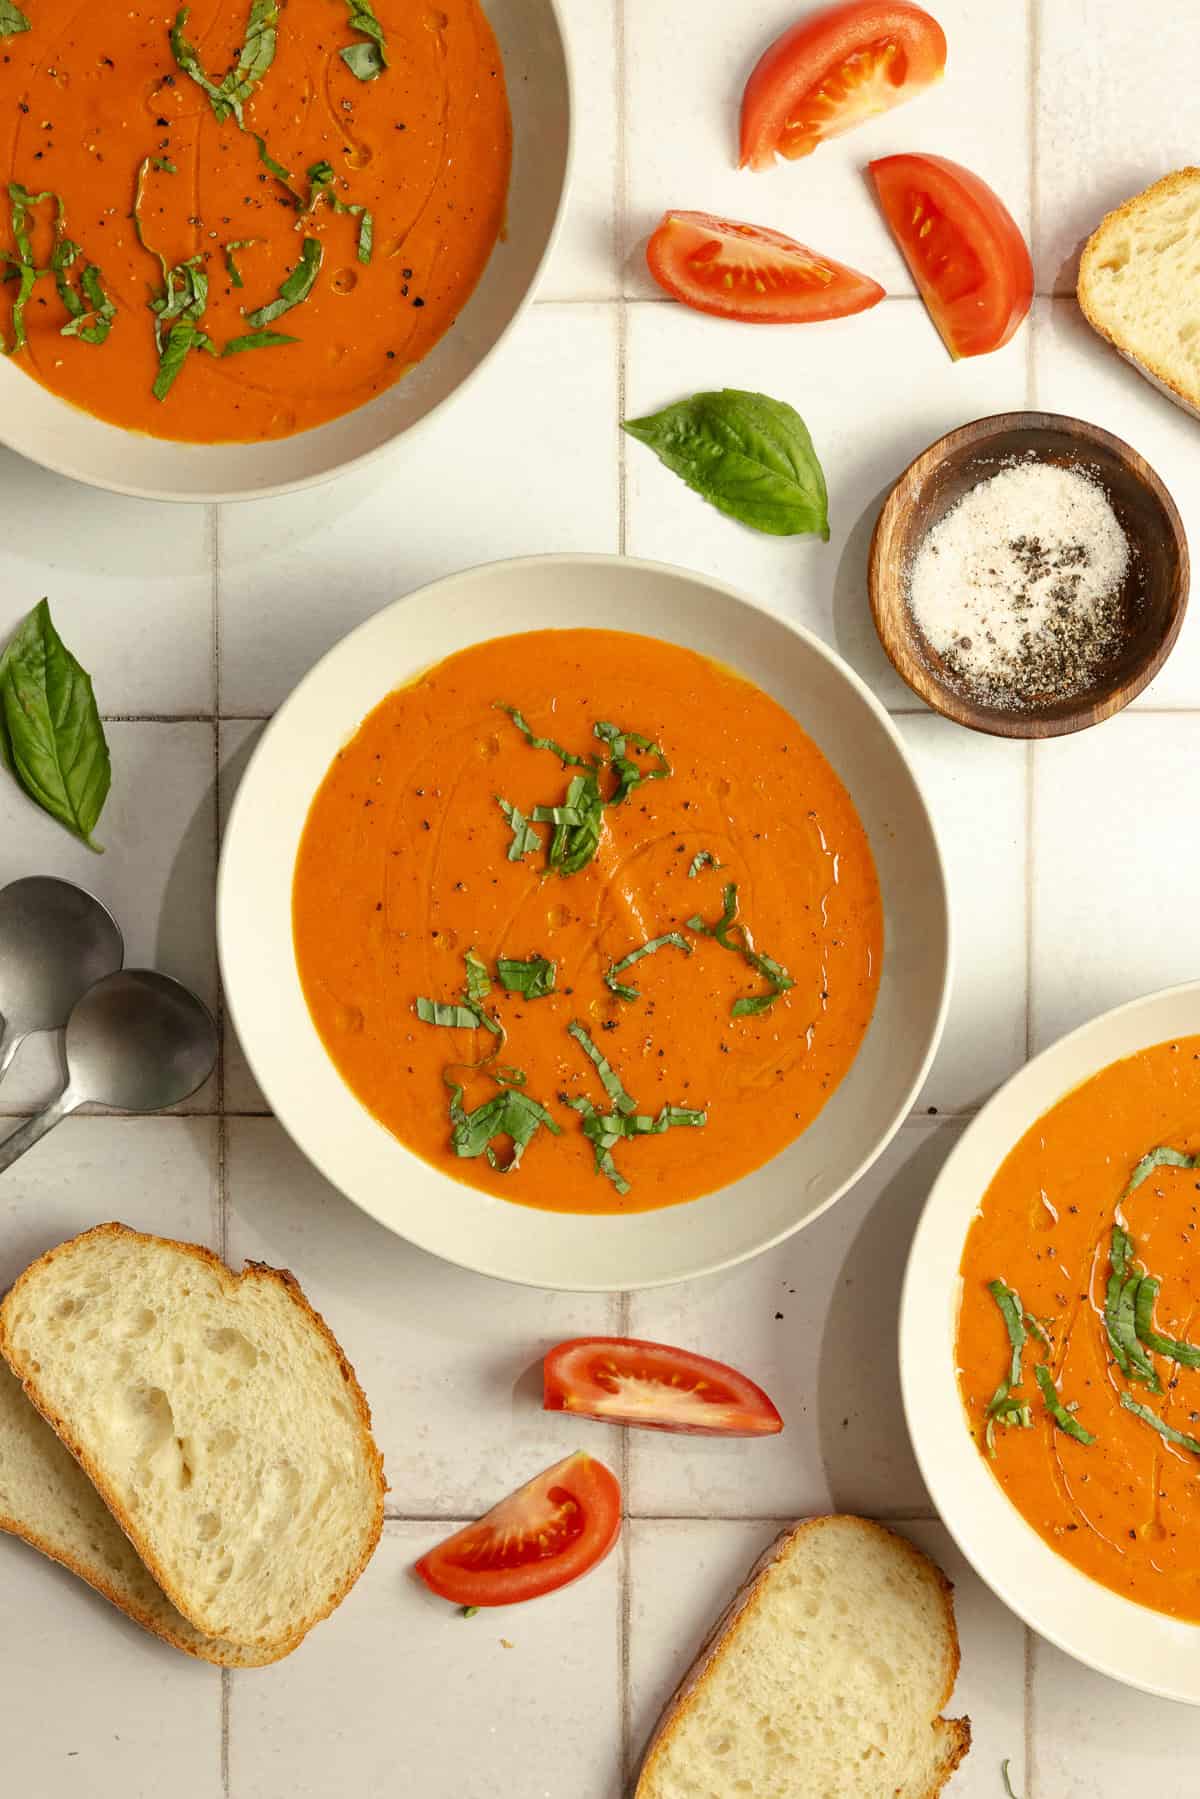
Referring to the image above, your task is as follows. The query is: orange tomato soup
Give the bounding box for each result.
[957,1036,1200,1621]
[0,0,510,440]
[292,629,883,1216]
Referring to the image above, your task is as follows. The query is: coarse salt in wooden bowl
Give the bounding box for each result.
[869,412,1189,739]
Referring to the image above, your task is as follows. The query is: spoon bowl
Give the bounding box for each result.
[0,878,124,1079]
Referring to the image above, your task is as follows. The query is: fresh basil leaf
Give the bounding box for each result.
[1125,1144,1199,1195]
[356,208,374,265]
[1132,1275,1200,1369]
[221,329,298,354]
[171,0,278,126]
[497,798,542,861]
[340,0,388,77]
[153,318,216,400]
[0,600,110,849]
[253,132,294,185]
[497,704,594,769]
[688,850,721,879]
[987,1280,1027,1394]
[2,261,37,354]
[547,770,604,876]
[568,1094,706,1195]
[497,956,556,999]
[169,8,232,116]
[246,236,322,328]
[1118,1275,1160,1390]
[568,1020,636,1116]
[1034,1363,1095,1445]
[416,996,489,1030]
[984,1394,1032,1455]
[60,264,115,345]
[623,389,829,539]
[223,239,257,288]
[464,948,491,1006]
[1001,1759,1021,1799]
[1119,1392,1200,1456]
[51,233,83,317]
[0,0,30,36]
[446,1074,560,1174]
[593,718,671,804]
[1102,1227,1160,1389]
[604,932,692,1001]
[460,1605,480,1619]
[688,881,794,1018]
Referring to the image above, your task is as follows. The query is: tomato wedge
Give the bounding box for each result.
[870,153,1033,358]
[740,1,947,170]
[413,1452,621,1607]
[646,211,884,324]
[544,1337,784,1437]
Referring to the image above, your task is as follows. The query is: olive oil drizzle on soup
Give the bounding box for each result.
[0,0,511,441]
[957,1036,1200,1622]
[292,629,884,1216]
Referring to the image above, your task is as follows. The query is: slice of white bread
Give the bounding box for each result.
[635,1515,970,1799]
[0,1357,291,1667]
[1078,168,1200,419]
[0,1224,385,1651]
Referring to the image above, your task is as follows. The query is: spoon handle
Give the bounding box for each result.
[0,1018,20,1084]
[0,1085,80,1173]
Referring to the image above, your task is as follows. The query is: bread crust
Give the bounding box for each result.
[1077,167,1200,419]
[634,1514,971,1799]
[0,1222,386,1652]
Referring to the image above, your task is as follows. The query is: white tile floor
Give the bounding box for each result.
[3,1,1200,1794]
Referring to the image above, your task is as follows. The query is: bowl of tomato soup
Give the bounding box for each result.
[902,981,1200,1703]
[0,0,568,501]
[219,554,949,1289]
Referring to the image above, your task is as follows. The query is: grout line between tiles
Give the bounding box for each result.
[1027,0,1041,385]
[1025,741,1036,1062]
[614,0,629,559]
[381,1507,940,1524]
[220,1668,232,1799]
[617,1288,633,1791]
[1024,1626,1036,1797]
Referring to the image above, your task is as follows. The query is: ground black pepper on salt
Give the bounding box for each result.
[906,458,1136,709]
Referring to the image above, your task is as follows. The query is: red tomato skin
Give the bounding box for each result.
[740,1,948,171]
[543,1336,785,1437]
[869,153,1033,357]
[413,1452,622,1608]
[646,211,885,324]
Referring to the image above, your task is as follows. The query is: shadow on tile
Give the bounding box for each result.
[830,483,912,701]
[815,1115,964,1511]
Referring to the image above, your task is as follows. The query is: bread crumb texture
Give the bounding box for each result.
[636,1516,970,1799]
[0,1224,385,1650]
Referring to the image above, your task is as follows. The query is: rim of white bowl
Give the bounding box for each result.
[218,552,953,1289]
[0,0,574,505]
[900,977,1200,1703]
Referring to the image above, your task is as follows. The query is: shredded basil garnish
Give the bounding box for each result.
[2,185,113,354]
[60,264,116,345]
[1102,1226,1160,1390]
[1034,1363,1095,1445]
[340,0,388,79]
[245,237,323,328]
[593,719,670,806]
[417,997,493,1030]
[1001,1757,1021,1799]
[688,850,721,879]
[604,933,692,1001]
[1125,1144,1200,1195]
[1119,1392,1200,1456]
[533,770,605,877]
[568,1021,635,1115]
[568,1096,707,1197]
[464,948,491,1006]
[498,705,593,768]
[223,239,257,288]
[497,798,542,862]
[446,1072,560,1174]
[304,162,374,264]
[253,132,293,184]
[497,956,556,999]
[170,0,279,126]
[1132,1276,1200,1368]
[221,330,299,355]
[687,881,794,1018]
[0,0,30,35]
[983,1280,1034,1453]
[415,952,501,1037]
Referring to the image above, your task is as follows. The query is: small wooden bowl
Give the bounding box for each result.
[869,412,1190,738]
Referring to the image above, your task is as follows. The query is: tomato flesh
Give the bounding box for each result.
[740,2,947,170]
[646,211,885,324]
[870,153,1033,357]
[544,1337,784,1437]
[413,1452,621,1607]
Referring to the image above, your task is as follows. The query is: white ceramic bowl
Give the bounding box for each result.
[901,980,1200,1703]
[218,554,950,1290]
[0,0,570,504]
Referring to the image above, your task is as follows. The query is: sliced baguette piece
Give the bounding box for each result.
[1078,168,1200,419]
[0,1224,385,1651]
[636,1515,970,1799]
[0,1357,293,1667]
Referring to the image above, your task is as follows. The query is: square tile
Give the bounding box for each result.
[537,0,619,300]
[1034,299,1200,707]
[0,449,213,716]
[625,1117,964,1519]
[623,0,1030,298]
[1035,0,1200,293]
[228,1522,622,1799]
[1031,1636,1200,1798]
[898,717,1028,1112]
[0,1116,218,1292]
[218,305,619,715]
[0,1536,221,1799]
[627,1518,1023,1796]
[0,723,218,1113]
[218,721,269,1114]
[1030,714,1200,1051]
[224,1119,621,1516]
[624,298,1028,706]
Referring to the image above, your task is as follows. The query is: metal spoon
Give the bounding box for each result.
[0,970,218,1172]
[0,877,124,1082]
